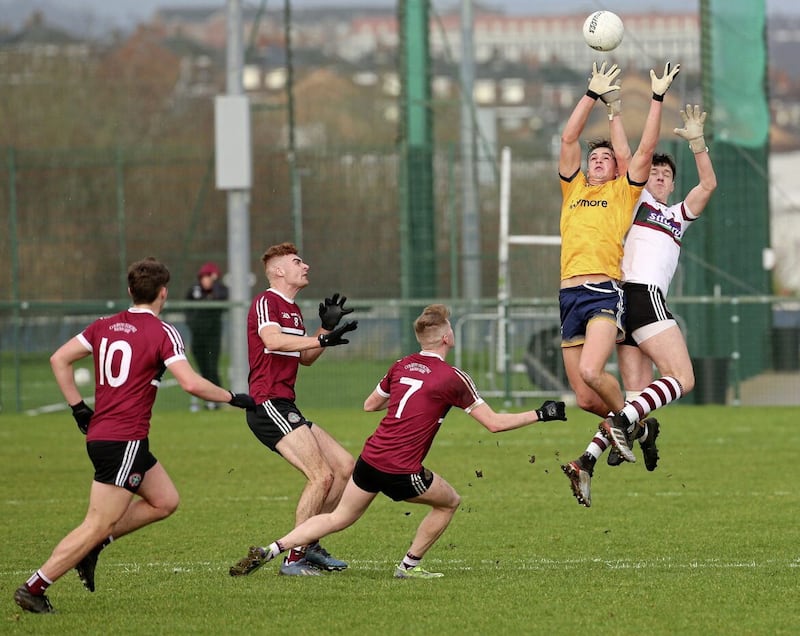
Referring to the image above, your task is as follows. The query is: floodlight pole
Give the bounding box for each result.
[460,0,481,304]
[218,0,252,392]
[284,0,303,253]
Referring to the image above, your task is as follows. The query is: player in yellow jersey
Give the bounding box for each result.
[558,61,680,506]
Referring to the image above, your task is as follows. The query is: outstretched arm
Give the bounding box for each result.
[560,62,621,178]
[628,98,662,183]
[598,65,631,175]
[469,400,566,433]
[628,63,681,183]
[169,359,254,407]
[676,104,717,216]
[560,95,596,178]
[609,108,632,177]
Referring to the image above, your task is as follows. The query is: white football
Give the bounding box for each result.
[583,11,624,52]
[74,367,92,386]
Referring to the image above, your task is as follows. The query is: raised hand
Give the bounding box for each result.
[650,62,681,100]
[318,320,358,347]
[587,61,622,101]
[319,293,354,330]
[674,104,708,153]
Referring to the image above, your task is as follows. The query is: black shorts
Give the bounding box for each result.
[621,282,675,346]
[87,439,158,493]
[352,456,434,502]
[245,398,313,453]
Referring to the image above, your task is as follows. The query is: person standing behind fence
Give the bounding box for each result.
[237,242,358,576]
[229,303,567,580]
[186,262,229,412]
[13,257,256,614]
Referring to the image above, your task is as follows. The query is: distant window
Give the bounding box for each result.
[265,68,286,90]
[501,79,525,104]
[243,65,261,90]
[474,79,495,104]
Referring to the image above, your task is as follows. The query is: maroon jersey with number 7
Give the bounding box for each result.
[360,351,484,474]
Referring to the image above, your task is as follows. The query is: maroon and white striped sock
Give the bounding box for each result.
[621,376,683,424]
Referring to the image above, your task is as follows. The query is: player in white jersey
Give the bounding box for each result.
[558,61,678,429]
[562,105,717,507]
[623,185,690,297]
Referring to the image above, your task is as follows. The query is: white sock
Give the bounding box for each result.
[400,552,421,570]
[266,542,282,561]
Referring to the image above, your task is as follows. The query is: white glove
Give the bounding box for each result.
[674,104,708,153]
[603,89,622,119]
[587,62,622,101]
[650,62,681,101]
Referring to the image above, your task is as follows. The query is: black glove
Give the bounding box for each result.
[535,400,567,422]
[228,391,257,411]
[71,400,94,434]
[318,320,358,347]
[319,293,353,330]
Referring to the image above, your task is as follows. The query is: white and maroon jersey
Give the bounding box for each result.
[360,351,484,474]
[622,188,698,296]
[77,308,187,442]
[247,288,304,403]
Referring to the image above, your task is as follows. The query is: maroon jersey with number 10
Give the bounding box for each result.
[360,351,484,474]
[77,308,187,442]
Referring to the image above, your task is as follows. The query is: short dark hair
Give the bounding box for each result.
[586,139,615,162]
[652,153,677,179]
[128,257,170,304]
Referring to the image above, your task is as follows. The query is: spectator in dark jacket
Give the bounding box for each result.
[186,262,229,411]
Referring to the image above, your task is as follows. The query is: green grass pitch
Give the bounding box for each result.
[2,398,798,634]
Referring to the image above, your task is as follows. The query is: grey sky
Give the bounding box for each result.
[1,0,794,41]
[12,0,800,30]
